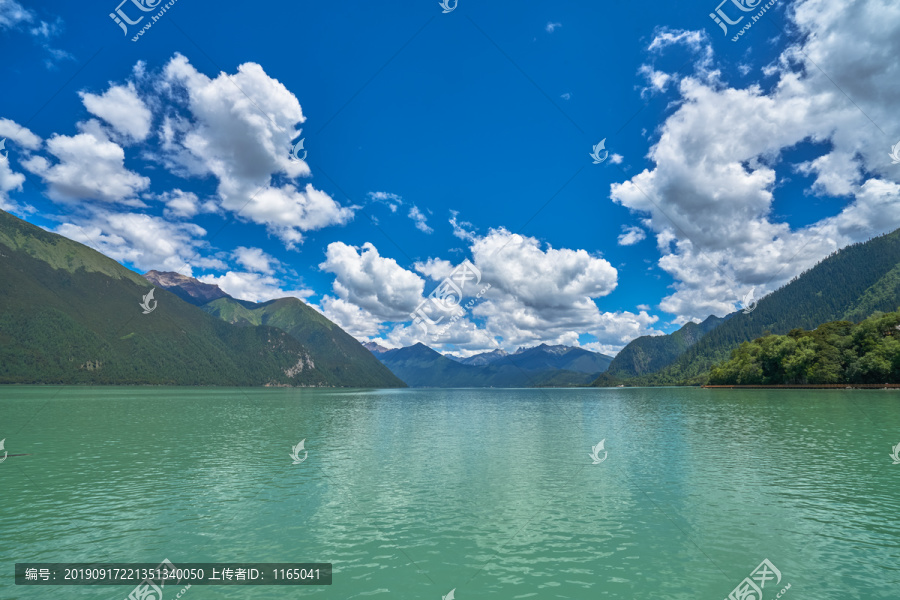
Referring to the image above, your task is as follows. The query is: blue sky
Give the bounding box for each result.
[2,0,899,356]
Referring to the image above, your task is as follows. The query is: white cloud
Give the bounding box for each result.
[408,205,433,233]
[610,3,900,323]
[54,210,222,274]
[0,119,41,213]
[198,271,312,303]
[155,189,216,219]
[0,150,28,213]
[232,246,277,275]
[449,210,476,241]
[0,0,31,29]
[23,129,149,204]
[160,53,355,246]
[545,22,562,33]
[368,191,402,212]
[560,92,571,100]
[318,295,384,338]
[413,257,456,281]
[80,82,152,142]
[0,118,42,150]
[319,241,425,322]
[618,225,647,246]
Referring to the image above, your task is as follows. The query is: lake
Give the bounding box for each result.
[1,386,899,599]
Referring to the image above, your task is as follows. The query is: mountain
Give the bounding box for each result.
[144,272,405,388]
[362,341,391,354]
[600,315,725,380]
[376,343,611,387]
[144,270,231,305]
[506,343,613,373]
[0,210,326,385]
[454,348,508,366]
[595,228,900,386]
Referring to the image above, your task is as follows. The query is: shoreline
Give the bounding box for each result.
[703,384,900,389]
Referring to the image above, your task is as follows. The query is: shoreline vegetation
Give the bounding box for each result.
[707,310,900,386]
[703,384,900,389]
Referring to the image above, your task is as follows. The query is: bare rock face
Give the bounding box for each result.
[144,270,231,306]
[362,341,391,354]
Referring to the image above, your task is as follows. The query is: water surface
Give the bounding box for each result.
[2,386,899,599]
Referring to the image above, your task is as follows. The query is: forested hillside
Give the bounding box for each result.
[709,310,900,384]
[594,228,900,386]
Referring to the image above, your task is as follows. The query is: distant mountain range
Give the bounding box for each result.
[0,209,403,387]
[367,342,613,387]
[593,227,900,386]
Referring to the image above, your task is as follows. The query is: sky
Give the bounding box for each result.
[1,0,899,357]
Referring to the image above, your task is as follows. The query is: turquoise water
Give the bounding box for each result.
[2,386,899,599]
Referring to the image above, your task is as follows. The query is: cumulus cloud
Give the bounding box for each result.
[0,151,28,213]
[545,22,562,33]
[80,82,152,142]
[618,225,647,246]
[159,53,355,246]
[54,210,222,274]
[318,296,385,339]
[232,246,277,275]
[0,119,40,213]
[22,128,149,204]
[612,2,900,323]
[316,225,661,353]
[155,189,217,219]
[198,271,312,303]
[0,118,42,150]
[319,241,425,322]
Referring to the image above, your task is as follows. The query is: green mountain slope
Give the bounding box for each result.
[601,228,900,386]
[201,296,405,388]
[0,210,327,385]
[599,315,725,380]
